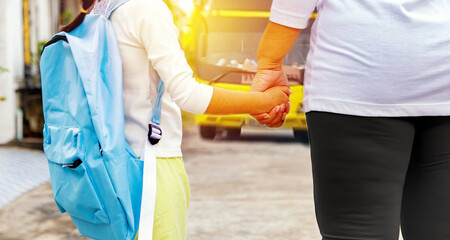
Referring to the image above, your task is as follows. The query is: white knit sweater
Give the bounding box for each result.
[110,0,213,157]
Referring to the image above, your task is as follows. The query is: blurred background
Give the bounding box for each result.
[0,0,324,239]
[0,0,314,145]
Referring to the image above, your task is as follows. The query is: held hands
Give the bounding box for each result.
[261,86,291,127]
[251,69,290,127]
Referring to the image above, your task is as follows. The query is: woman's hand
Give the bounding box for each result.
[250,69,289,93]
[250,69,290,127]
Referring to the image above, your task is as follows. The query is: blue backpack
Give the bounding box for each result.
[40,1,163,239]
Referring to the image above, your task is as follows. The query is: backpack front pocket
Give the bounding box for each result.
[43,124,110,224]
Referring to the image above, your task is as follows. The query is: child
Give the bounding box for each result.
[63,0,290,239]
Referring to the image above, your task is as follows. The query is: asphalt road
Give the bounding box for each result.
[0,126,319,239]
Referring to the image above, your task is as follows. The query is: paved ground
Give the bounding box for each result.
[0,126,319,240]
[0,146,49,208]
[184,127,319,240]
[0,126,405,240]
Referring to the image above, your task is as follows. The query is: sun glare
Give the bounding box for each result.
[176,0,194,15]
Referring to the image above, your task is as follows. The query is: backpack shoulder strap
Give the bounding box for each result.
[151,80,165,125]
[105,0,130,19]
[147,79,165,145]
[41,34,67,54]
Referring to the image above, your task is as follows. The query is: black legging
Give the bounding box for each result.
[306,111,450,240]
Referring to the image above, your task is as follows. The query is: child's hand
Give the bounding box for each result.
[250,69,290,127]
[264,86,291,108]
[255,86,291,127]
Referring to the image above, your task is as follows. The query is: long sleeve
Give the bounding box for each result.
[129,0,213,114]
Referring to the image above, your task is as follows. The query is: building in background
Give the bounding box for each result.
[0,0,191,145]
[0,0,78,144]
[0,0,23,144]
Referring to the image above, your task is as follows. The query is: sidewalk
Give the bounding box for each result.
[0,146,49,208]
[0,131,405,240]
[0,129,320,239]
[0,146,90,240]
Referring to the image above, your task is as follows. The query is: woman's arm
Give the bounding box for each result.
[250,22,301,127]
[251,0,317,127]
[257,21,302,71]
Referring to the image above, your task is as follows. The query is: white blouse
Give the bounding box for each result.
[271,0,450,117]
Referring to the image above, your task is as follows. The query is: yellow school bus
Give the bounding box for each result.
[181,0,315,140]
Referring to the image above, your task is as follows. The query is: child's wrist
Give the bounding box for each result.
[257,92,273,113]
[246,92,266,114]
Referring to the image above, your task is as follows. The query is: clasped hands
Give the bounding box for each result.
[251,69,290,128]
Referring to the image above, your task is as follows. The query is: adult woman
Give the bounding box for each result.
[61,0,290,239]
[252,0,450,239]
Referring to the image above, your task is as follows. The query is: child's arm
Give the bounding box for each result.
[205,86,291,115]
[204,22,297,115]
[133,1,289,116]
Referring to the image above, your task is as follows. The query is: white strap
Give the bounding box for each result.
[137,140,157,240]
